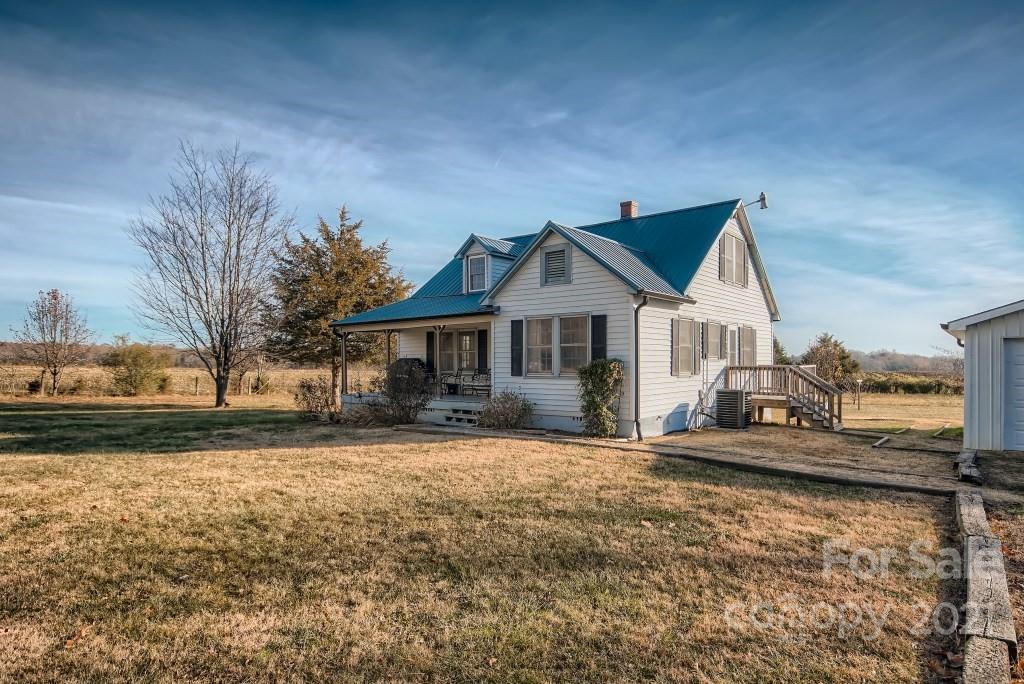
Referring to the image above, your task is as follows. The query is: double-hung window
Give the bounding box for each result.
[467,255,486,292]
[558,315,588,373]
[526,318,553,374]
[458,330,477,370]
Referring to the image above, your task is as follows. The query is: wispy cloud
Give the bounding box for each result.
[0,1,1020,353]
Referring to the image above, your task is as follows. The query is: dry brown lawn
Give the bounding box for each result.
[0,399,959,682]
[652,425,955,481]
[839,393,964,432]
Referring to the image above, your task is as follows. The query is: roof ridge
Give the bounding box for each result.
[474,233,516,244]
[574,198,740,231]
[563,224,645,253]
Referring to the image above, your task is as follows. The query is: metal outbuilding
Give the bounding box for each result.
[943,299,1024,452]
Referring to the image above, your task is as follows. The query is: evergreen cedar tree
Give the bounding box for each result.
[801,332,860,384]
[772,337,793,366]
[265,207,411,404]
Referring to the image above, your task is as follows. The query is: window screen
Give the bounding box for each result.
[467,256,486,291]
[559,315,588,373]
[527,318,553,374]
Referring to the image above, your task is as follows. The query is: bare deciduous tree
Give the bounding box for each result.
[129,142,291,407]
[13,289,92,395]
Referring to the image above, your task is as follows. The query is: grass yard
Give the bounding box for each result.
[839,393,964,432]
[1,399,960,682]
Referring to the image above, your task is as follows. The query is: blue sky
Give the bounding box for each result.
[1,1,1022,355]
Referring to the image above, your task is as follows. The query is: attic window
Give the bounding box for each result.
[467,255,486,292]
[719,234,748,286]
[542,245,569,286]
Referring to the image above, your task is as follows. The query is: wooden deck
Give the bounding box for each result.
[728,366,844,430]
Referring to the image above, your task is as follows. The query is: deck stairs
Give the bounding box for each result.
[725,365,844,431]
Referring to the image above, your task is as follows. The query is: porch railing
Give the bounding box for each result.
[725,364,843,429]
[431,370,491,398]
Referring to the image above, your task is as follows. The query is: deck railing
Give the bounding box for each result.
[725,364,843,429]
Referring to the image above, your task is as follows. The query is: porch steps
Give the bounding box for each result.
[443,407,483,426]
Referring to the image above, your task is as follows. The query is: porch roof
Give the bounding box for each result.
[331,293,495,329]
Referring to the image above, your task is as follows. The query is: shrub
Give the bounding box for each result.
[294,376,333,416]
[371,358,431,424]
[332,403,386,427]
[156,374,173,394]
[853,372,964,395]
[478,389,534,430]
[102,337,172,396]
[576,358,625,437]
[66,377,90,395]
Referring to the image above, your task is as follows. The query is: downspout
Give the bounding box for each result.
[633,295,649,441]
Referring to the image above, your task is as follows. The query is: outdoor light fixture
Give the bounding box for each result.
[744,192,769,210]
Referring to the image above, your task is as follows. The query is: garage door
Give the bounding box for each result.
[1007,339,1024,451]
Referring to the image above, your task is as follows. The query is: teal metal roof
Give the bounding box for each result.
[333,294,490,326]
[577,199,740,294]
[411,258,463,298]
[454,234,525,258]
[554,224,684,299]
[331,198,772,329]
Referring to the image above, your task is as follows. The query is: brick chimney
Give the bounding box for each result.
[620,200,638,219]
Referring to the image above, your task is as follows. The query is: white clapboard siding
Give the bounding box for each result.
[397,328,427,360]
[963,309,1024,451]
[491,233,634,419]
[638,218,774,428]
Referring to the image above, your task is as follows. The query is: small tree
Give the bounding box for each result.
[102,335,171,396]
[576,358,625,437]
[129,141,291,408]
[801,332,859,384]
[13,289,92,395]
[773,337,794,365]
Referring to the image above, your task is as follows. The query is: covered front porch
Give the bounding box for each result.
[333,312,497,405]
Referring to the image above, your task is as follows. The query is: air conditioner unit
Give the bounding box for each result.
[717,389,752,429]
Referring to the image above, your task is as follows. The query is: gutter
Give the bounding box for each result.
[939,322,966,348]
[633,295,649,441]
[330,306,500,330]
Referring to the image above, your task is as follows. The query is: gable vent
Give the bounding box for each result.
[544,248,567,284]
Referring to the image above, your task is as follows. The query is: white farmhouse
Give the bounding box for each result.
[334,198,840,438]
[943,299,1024,452]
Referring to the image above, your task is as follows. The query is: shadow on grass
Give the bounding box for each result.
[0,401,304,455]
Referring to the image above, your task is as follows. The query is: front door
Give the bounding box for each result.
[1006,339,1024,450]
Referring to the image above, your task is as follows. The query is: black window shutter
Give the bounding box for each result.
[590,315,607,360]
[426,331,436,372]
[477,329,488,371]
[511,319,523,376]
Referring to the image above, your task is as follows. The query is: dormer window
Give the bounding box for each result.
[467,255,487,292]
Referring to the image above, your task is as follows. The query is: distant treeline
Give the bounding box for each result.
[854,371,963,395]
[850,349,961,374]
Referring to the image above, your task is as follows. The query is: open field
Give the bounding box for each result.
[839,393,964,432]
[0,364,379,399]
[0,398,961,682]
